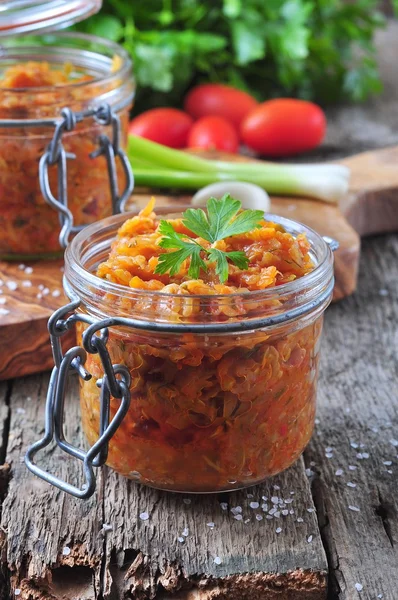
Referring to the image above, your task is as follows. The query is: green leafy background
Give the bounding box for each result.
[77,0,385,113]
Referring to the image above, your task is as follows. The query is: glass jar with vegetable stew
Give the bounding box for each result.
[25,198,335,497]
[0,32,135,260]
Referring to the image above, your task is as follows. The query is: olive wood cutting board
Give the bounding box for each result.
[1,145,398,381]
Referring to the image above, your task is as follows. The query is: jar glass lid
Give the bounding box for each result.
[0,0,102,36]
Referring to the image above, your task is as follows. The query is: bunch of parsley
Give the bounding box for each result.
[78,0,385,112]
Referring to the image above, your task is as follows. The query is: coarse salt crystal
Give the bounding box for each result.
[383,460,392,466]
[15,590,21,596]
[289,509,295,515]
[371,427,379,433]
[356,453,363,460]
[178,536,184,543]
[0,297,6,304]
[36,293,42,300]
[183,498,191,505]
[335,469,343,476]
[16,408,25,414]
[249,501,259,509]
[139,512,149,521]
[0,308,10,316]
[349,465,357,471]
[378,594,383,598]
[271,496,279,504]
[256,514,263,521]
[261,503,268,512]
[42,287,50,296]
[182,527,189,537]
[22,280,32,287]
[18,264,25,270]
[102,523,113,532]
[314,418,320,425]
[38,284,44,291]
[297,517,304,523]
[275,527,282,534]
[244,518,250,523]
[269,507,277,515]
[273,485,280,490]
[246,493,254,498]
[231,506,242,515]
[234,514,243,521]
[220,502,228,510]
[62,546,71,556]
[6,281,17,291]
[214,556,222,565]
[24,266,33,274]
[307,535,313,543]
[266,515,273,520]
[281,509,289,516]
[350,442,359,449]
[261,495,268,501]
[305,468,314,477]
[379,288,388,296]
[325,446,333,453]
[285,498,293,504]
[307,508,315,513]
[325,453,333,459]
[207,522,215,529]
[355,582,363,592]
[348,505,360,512]
[52,289,61,297]
[362,452,369,459]
[387,469,393,474]
[390,439,398,447]
[347,482,357,488]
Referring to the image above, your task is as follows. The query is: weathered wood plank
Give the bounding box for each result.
[101,461,327,599]
[305,233,398,600]
[0,374,104,599]
[0,381,10,600]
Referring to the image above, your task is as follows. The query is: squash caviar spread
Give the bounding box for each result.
[79,200,322,492]
[0,61,126,258]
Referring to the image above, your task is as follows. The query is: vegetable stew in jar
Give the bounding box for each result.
[52,196,335,495]
[0,33,134,260]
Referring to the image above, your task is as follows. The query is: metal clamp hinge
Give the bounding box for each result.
[25,294,131,499]
[39,104,134,249]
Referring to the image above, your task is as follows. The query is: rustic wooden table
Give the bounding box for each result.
[1,20,398,600]
[0,233,396,600]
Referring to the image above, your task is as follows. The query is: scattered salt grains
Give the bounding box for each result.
[102,524,113,532]
[183,498,191,505]
[271,496,279,504]
[387,469,393,474]
[14,590,21,597]
[266,515,273,520]
[6,281,17,291]
[261,495,268,501]
[325,452,333,459]
[349,465,357,471]
[314,418,320,425]
[244,518,250,524]
[362,452,369,459]
[38,284,44,291]
[214,556,222,565]
[325,446,333,453]
[256,514,263,521]
[261,503,268,512]
[348,505,360,512]
[356,453,364,460]
[207,522,215,529]
[182,527,189,537]
[219,502,228,511]
[22,280,32,287]
[305,468,314,477]
[24,266,33,274]
[383,460,392,466]
[0,308,10,315]
[42,287,50,296]
[307,508,315,513]
[274,511,281,518]
[275,527,282,534]
[354,582,363,592]
[297,517,304,523]
[52,289,61,297]
[178,537,184,543]
[350,442,359,449]
[249,501,259,509]
[307,535,313,543]
[378,594,383,598]
[347,482,357,488]
[0,297,6,304]
[62,546,71,556]
[281,510,289,516]
[139,512,149,521]
[289,509,295,515]
[335,469,344,476]
[269,507,277,516]
[285,498,293,504]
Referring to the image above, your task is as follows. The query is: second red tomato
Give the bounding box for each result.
[187,116,239,153]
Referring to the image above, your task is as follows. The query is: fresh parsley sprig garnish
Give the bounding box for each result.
[154,194,264,283]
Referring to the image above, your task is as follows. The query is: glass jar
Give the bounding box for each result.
[25,208,335,498]
[0,32,135,259]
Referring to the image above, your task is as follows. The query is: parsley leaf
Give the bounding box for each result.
[155,195,263,284]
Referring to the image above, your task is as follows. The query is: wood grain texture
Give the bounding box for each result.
[0,372,327,599]
[305,233,398,600]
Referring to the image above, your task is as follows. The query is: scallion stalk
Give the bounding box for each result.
[128,136,350,203]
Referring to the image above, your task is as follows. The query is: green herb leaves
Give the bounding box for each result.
[155,194,263,283]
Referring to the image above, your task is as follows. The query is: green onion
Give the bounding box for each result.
[128,136,350,204]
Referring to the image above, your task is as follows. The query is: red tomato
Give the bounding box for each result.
[128,108,193,148]
[184,84,258,128]
[240,99,326,157]
[187,116,239,153]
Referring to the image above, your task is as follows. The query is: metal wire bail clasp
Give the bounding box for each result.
[91,103,134,214]
[25,292,131,499]
[39,107,76,249]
